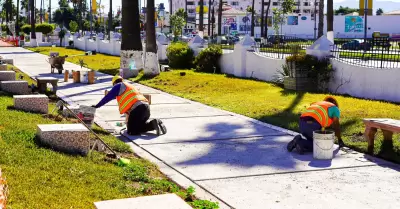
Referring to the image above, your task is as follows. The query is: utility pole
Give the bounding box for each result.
[208,0,211,36]
[109,0,113,37]
[49,0,51,23]
[90,0,93,34]
[313,0,317,40]
[364,0,368,52]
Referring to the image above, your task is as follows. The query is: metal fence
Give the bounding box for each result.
[331,38,400,69]
[254,36,314,59]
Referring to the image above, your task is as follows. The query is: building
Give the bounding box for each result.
[168,0,320,19]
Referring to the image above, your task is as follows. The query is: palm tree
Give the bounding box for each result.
[327,0,333,40]
[261,0,264,38]
[16,0,20,35]
[317,0,324,38]
[208,0,211,36]
[120,0,143,77]
[144,0,160,76]
[29,0,37,46]
[264,0,272,38]
[250,0,255,37]
[108,0,112,37]
[217,0,222,43]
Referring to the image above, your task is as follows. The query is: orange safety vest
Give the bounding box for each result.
[116,82,148,114]
[301,101,336,128]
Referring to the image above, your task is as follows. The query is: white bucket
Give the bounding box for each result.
[313,130,335,160]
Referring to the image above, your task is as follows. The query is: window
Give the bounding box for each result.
[304,2,309,7]
[188,9,195,14]
[187,2,194,5]
[232,1,239,6]
[273,2,278,6]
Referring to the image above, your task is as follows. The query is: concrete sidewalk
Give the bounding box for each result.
[2,47,400,209]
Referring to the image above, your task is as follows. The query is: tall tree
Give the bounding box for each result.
[376,8,384,15]
[250,0,255,37]
[199,0,204,36]
[217,0,222,43]
[264,0,272,38]
[184,0,187,33]
[261,0,264,38]
[317,0,324,38]
[108,0,112,37]
[120,0,143,77]
[144,0,160,76]
[327,0,333,40]
[29,0,37,46]
[16,0,20,34]
[334,6,358,15]
[208,0,211,36]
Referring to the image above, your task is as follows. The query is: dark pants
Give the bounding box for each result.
[298,117,322,152]
[127,104,156,135]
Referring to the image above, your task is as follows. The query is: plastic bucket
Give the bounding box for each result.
[77,105,96,128]
[313,130,335,160]
[80,71,89,84]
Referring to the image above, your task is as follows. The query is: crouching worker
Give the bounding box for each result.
[92,75,167,135]
[287,96,344,154]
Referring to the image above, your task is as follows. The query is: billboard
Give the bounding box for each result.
[345,16,364,32]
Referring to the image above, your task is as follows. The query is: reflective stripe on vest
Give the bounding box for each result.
[301,101,335,127]
[116,83,147,114]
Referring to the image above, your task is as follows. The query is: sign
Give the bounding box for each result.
[92,0,97,14]
[345,16,364,32]
[287,16,298,25]
[301,16,307,20]
[196,6,209,14]
[223,17,236,26]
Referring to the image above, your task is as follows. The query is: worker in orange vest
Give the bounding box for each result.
[287,96,344,154]
[92,75,167,135]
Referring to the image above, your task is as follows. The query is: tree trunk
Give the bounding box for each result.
[30,0,37,47]
[79,0,83,31]
[327,0,333,39]
[217,0,222,43]
[144,0,160,76]
[264,0,271,38]
[317,0,324,38]
[199,0,204,36]
[16,0,20,35]
[120,0,143,78]
[251,0,255,37]
[184,0,187,33]
[260,0,265,38]
[208,0,211,36]
[108,0,113,37]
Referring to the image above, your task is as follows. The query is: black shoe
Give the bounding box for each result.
[295,143,304,155]
[150,119,160,135]
[287,135,301,152]
[338,139,345,148]
[157,119,167,135]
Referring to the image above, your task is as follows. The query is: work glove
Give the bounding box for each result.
[91,105,97,109]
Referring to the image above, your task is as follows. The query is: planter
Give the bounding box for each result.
[72,71,80,83]
[283,76,316,92]
[88,71,96,84]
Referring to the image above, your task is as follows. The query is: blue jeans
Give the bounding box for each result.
[298,117,322,152]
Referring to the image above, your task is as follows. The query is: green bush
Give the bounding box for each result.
[1,24,7,32]
[194,45,223,73]
[166,42,194,69]
[36,23,54,35]
[69,21,78,32]
[21,24,31,35]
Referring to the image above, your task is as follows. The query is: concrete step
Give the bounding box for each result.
[14,95,49,114]
[94,194,192,209]
[0,71,15,81]
[0,64,7,71]
[0,59,13,65]
[37,124,90,155]
[0,81,30,95]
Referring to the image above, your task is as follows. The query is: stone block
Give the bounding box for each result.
[0,169,6,209]
[0,71,15,81]
[94,194,192,209]
[14,95,49,114]
[0,59,13,65]
[37,124,90,155]
[0,64,7,71]
[161,65,170,72]
[0,81,30,95]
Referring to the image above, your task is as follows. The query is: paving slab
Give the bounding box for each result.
[196,166,400,209]
[149,103,231,119]
[140,136,389,180]
[122,115,285,144]
[94,193,192,209]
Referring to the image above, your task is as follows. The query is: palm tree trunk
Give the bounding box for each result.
[79,0,83,31]
[264,0,271,38]
[217,0,222,43]
[108,0,113,37]
[260,0,264,38]
[199,0,204,36]
[30,0,37,47]
[251,0,255,37]
[184,0,187,33]
[16,0,20,35]
[326,0,334,41]
[144,0,160,76]
[317,0,324,38]
[120,0,143,78]
[208,0,211,36]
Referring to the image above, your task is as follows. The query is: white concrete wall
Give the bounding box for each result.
[98,40,113,55]
[329,59,400,103]
[245,52,286,81]
[86,39,97,52]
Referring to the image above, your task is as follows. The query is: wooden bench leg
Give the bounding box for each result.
[365,126,377,154]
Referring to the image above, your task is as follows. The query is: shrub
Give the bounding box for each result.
[166,42,194,69]
[1,24,6,32]
[36,23,55,35]
[21,24,31,35]
[69,21,78,32]
[194,45,222,73]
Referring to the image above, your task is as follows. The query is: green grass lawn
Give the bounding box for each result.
[133,70,400,163]
[26,47,120,75]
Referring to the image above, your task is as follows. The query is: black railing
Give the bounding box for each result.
[254,36,314,59]
[331,38,400,68]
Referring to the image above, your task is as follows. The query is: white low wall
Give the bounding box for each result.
[330,59,400,103]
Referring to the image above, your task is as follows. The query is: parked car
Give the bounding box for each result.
[341,39,371,51]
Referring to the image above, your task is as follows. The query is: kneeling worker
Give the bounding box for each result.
[287,96,344,154]
[92,75,166,135]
